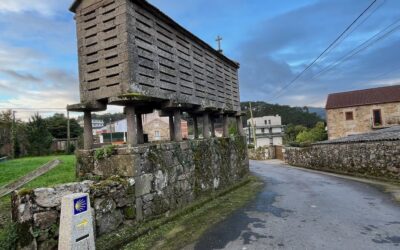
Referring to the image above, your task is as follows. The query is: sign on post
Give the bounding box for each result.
[58,193,95,250]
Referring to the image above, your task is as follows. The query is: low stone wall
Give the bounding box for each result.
[284,140,400,181]
[12,137,249,249]
[248,146,275,160]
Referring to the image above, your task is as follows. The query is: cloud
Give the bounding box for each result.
[0,69,40,82]
[237,0,400,107]
[0,0,72,16]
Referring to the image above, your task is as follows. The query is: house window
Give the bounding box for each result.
[268,120,271,125]
[261,128,265,133]
[155,131,161,140]
[264,120,267,125]
[373,109,382,126]
[345,112,354,121]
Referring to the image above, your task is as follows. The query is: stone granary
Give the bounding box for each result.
[68,0,245,148]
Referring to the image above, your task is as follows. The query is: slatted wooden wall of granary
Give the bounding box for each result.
[75,0,240,112]
[76,0,129,102]
[126,0,240,112]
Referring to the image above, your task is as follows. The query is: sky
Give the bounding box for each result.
[0,0,399,119]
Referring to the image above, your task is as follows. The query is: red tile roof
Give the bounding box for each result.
[325,85,400,109]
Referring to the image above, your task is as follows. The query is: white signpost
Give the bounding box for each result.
[58,193,95,250]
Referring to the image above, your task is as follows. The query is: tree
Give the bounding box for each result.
[296,122,327,145]
[46,113,82,139]
[284,124,307,143]
[26,114,53,156]
[241,102,324,128]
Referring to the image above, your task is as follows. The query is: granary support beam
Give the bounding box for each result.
[125,105,138,146]
[193,115,199,139]
[136,113,144,144]
[203,113,210,139]
[236,114,245,136]
[169,114,175,141]
[83,111,93,150]
[223,114,229,137]
[210,116,216,138]
[173,110,182,142]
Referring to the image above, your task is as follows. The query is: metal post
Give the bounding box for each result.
[249,102,257,147]
[109,117,113,144]
[83,111,93,150]
[67,110,70,153]
[125,105,137,146]
[11,110,16,158]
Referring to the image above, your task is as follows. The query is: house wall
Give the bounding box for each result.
[326,102,400,140]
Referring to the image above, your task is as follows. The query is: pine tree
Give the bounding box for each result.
[26,113,53,156]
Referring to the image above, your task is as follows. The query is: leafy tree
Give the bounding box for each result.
[284,124,307,143]
[296,122,327,145]
[241,102,324,128]
[0,110,12,152]
[46,113,82,139]
[26,114,53,156]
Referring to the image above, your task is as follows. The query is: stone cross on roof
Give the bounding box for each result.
[216,35,223,53]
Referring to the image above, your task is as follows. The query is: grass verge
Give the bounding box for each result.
[96,175,264,250]
[0,155,76,249]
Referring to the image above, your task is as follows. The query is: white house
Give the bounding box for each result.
[246,115,284,147]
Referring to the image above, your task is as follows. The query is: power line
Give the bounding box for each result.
[316,0,386,66]
[313,19,400,78]
[269,0,378,100]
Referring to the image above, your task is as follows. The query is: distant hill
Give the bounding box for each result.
[241,102,324,128]
[307,107,326,120]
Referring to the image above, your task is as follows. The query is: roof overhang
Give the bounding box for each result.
[69,0,82,13]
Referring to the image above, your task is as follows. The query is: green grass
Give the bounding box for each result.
[96,175,264,250]
[23,155,76,189]
[0,156,56,187]
[0,155,77,249]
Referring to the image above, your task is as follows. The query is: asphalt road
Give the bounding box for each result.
[193,160,400,250]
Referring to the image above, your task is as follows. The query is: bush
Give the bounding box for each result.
[296,122,327,144]
[0,223,18,250]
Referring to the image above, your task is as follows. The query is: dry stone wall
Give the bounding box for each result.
[12,137,248,249]
[284,140,400,181]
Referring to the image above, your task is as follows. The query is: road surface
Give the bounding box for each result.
[193,160,400,250]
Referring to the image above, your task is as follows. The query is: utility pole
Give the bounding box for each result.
[67,109,71,153]
[216,35,223,53]
[249,102,257,147]
[11,110,16,159]
[109,117,113,144]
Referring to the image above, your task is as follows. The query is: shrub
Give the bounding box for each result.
[0,223,18,250]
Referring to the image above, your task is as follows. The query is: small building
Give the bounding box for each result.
[245,115,284,147]
[99,111,188,143]
[326,85,400,140]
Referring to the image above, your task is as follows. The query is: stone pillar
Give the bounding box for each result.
[137,113,144,144]
[223,114,229,137]
[83,111,93,150]
[193,115,199,139]
[236,116,245,136]
[173,110,182,142]
[126,105,137,146]
[203,113,210,139]
[169,114,174,141]
[210,117,216,137]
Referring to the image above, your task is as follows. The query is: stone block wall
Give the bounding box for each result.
[284,140,400,181]
[12,137,248,249]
